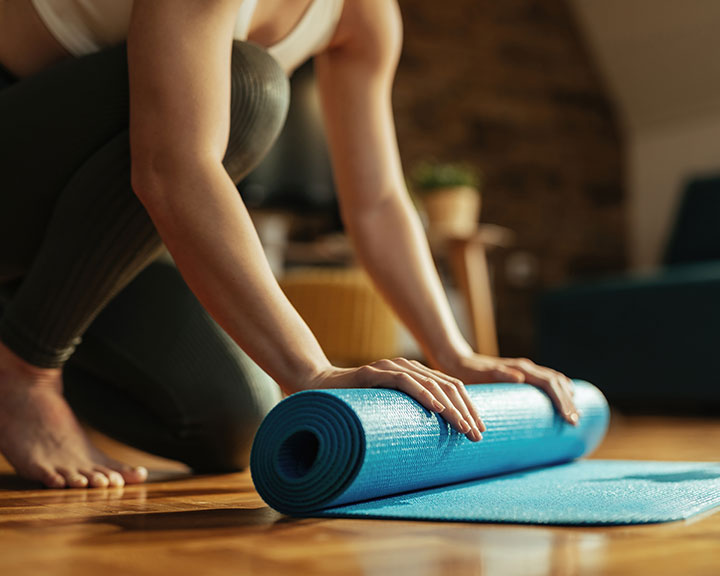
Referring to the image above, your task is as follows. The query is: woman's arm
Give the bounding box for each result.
[128,0,332,390]
[127,0,483,439]
[315,0,578,423]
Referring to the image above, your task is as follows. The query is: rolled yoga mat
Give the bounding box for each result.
[250,381,720,525]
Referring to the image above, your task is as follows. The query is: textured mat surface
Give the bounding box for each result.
[250,382,720,525]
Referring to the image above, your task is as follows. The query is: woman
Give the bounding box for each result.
[0,0,578,490]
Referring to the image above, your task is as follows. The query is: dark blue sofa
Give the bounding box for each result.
[538,175,720,412]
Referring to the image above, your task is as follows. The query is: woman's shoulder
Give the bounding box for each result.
[322,0,402,68]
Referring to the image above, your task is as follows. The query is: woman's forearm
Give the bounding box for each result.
[134,161,331,392]
[346,190,473,367]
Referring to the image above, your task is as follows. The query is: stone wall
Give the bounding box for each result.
[393,0,626,357]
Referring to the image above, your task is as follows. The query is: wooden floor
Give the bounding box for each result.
[1,413,719,576]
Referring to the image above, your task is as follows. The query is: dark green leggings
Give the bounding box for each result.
[0,43,288,471]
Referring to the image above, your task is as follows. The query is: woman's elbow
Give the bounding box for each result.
[130,146,220,211]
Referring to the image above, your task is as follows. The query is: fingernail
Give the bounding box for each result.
[432,400,445,412]
[459,420,471,434]
[477,419,486,433]
[570,412,579,425]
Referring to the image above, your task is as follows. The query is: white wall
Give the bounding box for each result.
[570,0,720,269]
[630,114,720,268]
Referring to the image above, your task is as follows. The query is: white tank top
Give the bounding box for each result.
[30,0,344,76]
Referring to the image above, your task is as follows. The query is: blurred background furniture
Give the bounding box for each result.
[429,225,514,356]
[279,267,400,366]
[273,225,512,366]
[538,175,720,413]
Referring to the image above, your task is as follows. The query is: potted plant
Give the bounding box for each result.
[410,161,482,238]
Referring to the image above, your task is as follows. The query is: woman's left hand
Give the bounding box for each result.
[434,351,579,425]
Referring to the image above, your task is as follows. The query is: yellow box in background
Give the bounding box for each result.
[280,267,400,366]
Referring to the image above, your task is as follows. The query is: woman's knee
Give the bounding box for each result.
[185,365,283,472]
[224,41,290,183]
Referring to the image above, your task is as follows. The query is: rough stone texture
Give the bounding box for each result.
[393,0,626,357]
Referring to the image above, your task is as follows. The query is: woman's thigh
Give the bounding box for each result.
[0,45,131,281]
[63,250,283,471]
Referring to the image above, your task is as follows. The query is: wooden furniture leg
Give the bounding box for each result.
[448,237,499,356]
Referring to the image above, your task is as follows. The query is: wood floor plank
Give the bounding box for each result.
[1,415,718,575]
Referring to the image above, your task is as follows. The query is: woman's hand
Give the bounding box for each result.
[306,359,486,442]
[434,351,579,425]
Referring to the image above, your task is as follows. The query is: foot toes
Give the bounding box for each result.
[95,466,125,487]
[120,465,148,484]
[107,471,125,487]
[80,469,109,488]
[103,459,148,484]
[57,468,89,489]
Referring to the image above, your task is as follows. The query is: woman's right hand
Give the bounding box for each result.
[304,358,486,442]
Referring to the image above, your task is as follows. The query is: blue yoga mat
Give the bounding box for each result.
[250,381,720,525]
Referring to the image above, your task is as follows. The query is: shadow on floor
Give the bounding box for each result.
[87,507,282,531]
[588,469,720,484]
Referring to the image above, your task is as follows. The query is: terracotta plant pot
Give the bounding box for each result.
[421,185,481,238]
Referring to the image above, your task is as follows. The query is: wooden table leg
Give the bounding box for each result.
[448,238,499,356]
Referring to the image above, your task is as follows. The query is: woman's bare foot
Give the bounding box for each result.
[0,341,147,489]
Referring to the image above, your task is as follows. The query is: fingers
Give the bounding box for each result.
[508,359,579,424]
[361,359,484,442]
[406,359,486,434]
[454,379,487,433]
[565,375,575,397]
[557,374,575,402]
[435,381,482,441]
[360,366,444,412]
